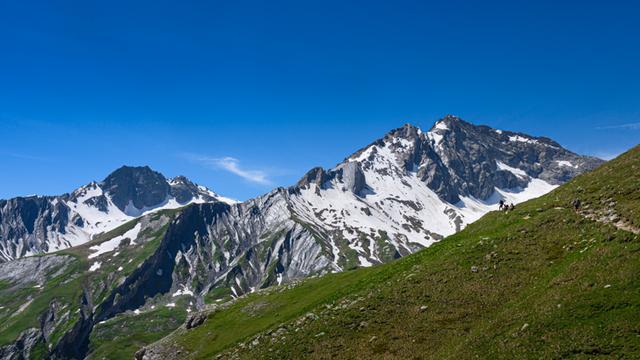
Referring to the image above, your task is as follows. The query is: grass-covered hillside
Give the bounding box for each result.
[143,145,640,359]
[0,208,185,359]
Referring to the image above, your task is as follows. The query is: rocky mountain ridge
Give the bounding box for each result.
[0,166,235,262]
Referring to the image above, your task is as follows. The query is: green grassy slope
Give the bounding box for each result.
[152,145,640,359]
[0,208,183,359]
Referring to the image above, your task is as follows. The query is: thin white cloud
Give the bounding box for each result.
[213,157,271,185]
[184,154,272,185]
[596,122,640,130]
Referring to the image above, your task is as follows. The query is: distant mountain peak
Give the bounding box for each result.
[100,165,170,212]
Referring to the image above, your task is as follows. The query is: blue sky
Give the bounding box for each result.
[1,0,639,201]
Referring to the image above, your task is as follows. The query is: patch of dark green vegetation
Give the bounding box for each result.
[375,230,399,263]
[0,279,12,292]
[88,304,188,359]
[205,287,232,303]
[335,235,360,270]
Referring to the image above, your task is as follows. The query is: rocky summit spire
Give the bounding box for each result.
[100,166,171,212]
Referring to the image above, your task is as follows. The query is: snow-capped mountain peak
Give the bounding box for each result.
[286,116,603,268]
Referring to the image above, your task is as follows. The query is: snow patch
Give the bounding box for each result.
[89,262,101,272]
[434,121,449,131]
[172,286,195,297]
[88,223,142,259]
[496,161,528,179]
[458,178,558,223]
[509,135,538,144]
[358,256,373,267]
[556,160,577,168]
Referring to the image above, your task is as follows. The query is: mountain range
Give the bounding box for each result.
[0,116,605,359]
[0,166,236,262]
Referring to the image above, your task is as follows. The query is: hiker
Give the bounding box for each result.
[509,203,515,211]
[572,198,581,211]
[499,199,505,211]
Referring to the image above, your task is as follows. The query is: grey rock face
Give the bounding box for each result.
[420,115,603,202]
[296,163,367,195]
[185,313,207,329]
[160,191,333,299]
[0,255,73,287]
[100,166,172,212]
[332,162,367,195]
[0,196,71,261]
[0,328,41,360]
[296,167,329,189]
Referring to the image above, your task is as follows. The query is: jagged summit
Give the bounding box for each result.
[100,165,171,212]
[341,115,603,203]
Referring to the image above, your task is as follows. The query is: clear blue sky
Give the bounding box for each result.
[1,0,639,201]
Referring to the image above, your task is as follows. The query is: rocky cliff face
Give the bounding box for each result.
[0,166,234,262]
[155,192,333,300]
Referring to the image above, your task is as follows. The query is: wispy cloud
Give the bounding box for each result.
[595,122,640,130]
[212,157,271,185]
[183,153,272,185]
[2,151,51,162]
